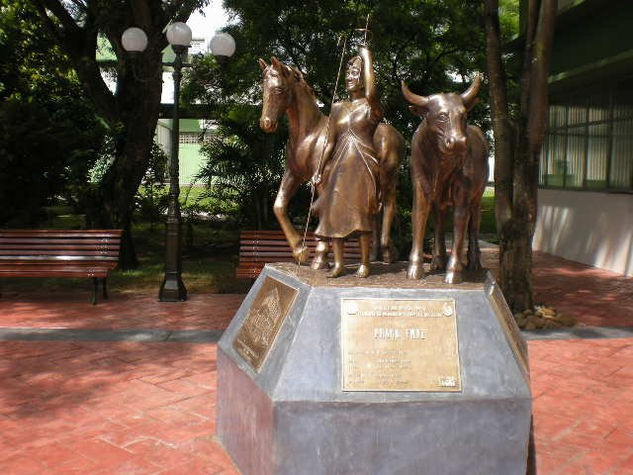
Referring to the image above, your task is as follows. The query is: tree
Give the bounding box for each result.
[220,0,487,131]
[185,0,488,241]
[28,0,207,268]
[196,103,288,228]
[0,0,105,226]
[484,0,556,311]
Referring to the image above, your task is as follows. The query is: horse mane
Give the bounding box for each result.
[288,65,316,100]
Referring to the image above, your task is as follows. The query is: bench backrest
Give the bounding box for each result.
[237,230,361,279]
[0,230,123,266]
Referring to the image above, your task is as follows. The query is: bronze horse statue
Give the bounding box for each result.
[402,75,489,284]
[258,57,404,268]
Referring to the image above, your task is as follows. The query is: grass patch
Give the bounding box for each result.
[479,186,496,238]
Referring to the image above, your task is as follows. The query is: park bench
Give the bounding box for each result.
[236,229,361,279]
[0,229,123,304]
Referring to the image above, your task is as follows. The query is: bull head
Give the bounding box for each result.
[401,74,482,117]
[402,75,483,154]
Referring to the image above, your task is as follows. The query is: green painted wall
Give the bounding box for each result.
[179,143,205,185]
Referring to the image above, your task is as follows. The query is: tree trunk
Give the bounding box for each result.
[484,0,514,234]
[484,0,556,312]
[32,0,199,270]
[499,216,534,312]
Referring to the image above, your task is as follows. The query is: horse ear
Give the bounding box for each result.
[271,56,282,71]
[282,65,293,78]
[258,58,268,72]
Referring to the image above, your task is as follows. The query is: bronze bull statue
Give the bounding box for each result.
[402,75,489,284]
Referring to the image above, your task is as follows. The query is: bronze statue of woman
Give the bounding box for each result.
[312,45,383,278]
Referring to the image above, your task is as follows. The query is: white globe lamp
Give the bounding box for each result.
[121,27,148,53]
[209,32,236,58]
[166,22,192,48]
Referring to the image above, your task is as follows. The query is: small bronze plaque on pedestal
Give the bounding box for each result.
[341,298,461,392]
[234,276,298,371]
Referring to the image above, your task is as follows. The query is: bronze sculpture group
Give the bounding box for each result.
[258,42,488,284]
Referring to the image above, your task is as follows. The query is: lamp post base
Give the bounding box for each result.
[158,273,187,301]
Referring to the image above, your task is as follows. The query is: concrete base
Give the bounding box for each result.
[217,263,531,475]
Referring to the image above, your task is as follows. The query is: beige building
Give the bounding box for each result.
[532,0,633,276]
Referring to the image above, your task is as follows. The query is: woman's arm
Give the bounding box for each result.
[360,46,383,122]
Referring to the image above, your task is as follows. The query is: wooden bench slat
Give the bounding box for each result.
[0,254,119,260]
[236,230,363,279]
[0,229,123,236]
[0,239,121,245]
[0,229,123,303]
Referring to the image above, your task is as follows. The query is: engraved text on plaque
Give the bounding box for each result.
[234,276,298,371]
[341,298,461,392]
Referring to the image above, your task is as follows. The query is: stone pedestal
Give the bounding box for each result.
[217,263,531,475]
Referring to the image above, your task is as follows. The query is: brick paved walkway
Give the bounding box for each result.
[0,250,631,474]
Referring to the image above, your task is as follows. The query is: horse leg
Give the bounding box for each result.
[274,169,309,264]
[431,203,448,271]
[466,195,483,271]
[407,182,431,280]
[380,177,397,264]
[328,238,345,278]
[370,213,380,262]
[356,232,372,278]
[446,179,469,284]
[311,237,329,270]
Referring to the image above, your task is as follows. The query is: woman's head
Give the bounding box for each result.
[346,56,363,92]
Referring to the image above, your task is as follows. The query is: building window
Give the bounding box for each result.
[179,132,202,145]
[541,81,633,192]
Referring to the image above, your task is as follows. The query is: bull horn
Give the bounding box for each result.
[401,81,429,108]
[460,74,482,110]
[258,58,268,71]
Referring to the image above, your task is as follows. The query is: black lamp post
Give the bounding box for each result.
[121,23,236,302]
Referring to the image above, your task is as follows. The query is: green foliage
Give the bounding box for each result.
[0,1,105,226]
[184,0,490,237]
[194,103,289,228]
[499,0,520,41]
[133,142,169,228]
[219,0,488,133]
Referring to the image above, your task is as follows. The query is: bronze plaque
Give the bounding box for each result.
[341,298,461,392]
[233,276,299,371]
[489,284,530,382]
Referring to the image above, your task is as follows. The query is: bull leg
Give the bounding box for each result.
[446,182,469,284]
[311,237,330,270]
[407,183,431,280]
[356,232,372,278]
[274,169,309,264]
[380,179,397,264]
[466,197,483,271]
[431,204,448,271]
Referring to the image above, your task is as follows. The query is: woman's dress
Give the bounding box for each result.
[314,100,380,238]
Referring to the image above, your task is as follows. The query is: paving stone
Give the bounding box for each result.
[0,249,630,473]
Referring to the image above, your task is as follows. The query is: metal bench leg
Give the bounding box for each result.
[102,277,108,300]
[92,277,98,305]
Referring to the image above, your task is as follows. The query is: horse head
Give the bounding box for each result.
[258,57,297,133]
